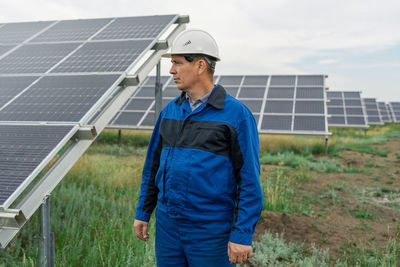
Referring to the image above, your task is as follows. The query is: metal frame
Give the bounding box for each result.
[0,15,188,249]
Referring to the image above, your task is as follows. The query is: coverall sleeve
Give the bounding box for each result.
[229,110,263,245]
[135,113,163,222]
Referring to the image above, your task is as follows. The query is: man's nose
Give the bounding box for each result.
[169,65,176,74]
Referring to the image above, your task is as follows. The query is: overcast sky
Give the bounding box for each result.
[1,0,399,102]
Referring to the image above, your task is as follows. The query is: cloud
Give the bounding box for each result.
[319,59,339,65]
[1,0,399,100]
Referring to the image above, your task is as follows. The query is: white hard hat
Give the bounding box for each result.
[162,28,220,61]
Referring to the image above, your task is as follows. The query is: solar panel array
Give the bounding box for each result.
[387,104,394,121]
[377,102,391,122]
[388,102,400,122]
[0,15,179,209]
[110,74,330,135]
[326,91,368,128]
[362,98,383,125]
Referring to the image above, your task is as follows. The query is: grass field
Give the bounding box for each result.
[1,124,400,266]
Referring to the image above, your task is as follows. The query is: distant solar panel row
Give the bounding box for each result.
[377,102,391,122]
[110,74,330,135]
[362,98,383,125]
[388,102,400,122]
[326,91,368,127]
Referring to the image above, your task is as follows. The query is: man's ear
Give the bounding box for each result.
[197,58,207,74]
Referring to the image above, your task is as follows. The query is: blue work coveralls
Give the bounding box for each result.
[135,85,263,266]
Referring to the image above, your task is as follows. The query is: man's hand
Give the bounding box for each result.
[228,241,252,264]
[134,219,149,241]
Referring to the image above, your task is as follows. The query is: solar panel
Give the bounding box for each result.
[387,103,395,122]
[0,76,39,108]
[0,14,185,248]
[362,98,383,125]
[297,75,324,86]
[218,75,243,85]
[388,102,400,122]
[0,21,54,44]
[0,124,76,206]
[296,87,324,99]
[92,15,177,40]
[238,86,266,98]
[0,45,15,57]
[377,102,391,122]
[0,43,80,74]
[270,75,296,86]
[30,18,112,43]
[294,115,325,131]
[0,75,120,122]
[327,91,368,128]
[264,100,293,113]
[295,101,324,114]
[242,75,269,86]
[110,74,330,136]
[267,87,294,99]
[51,40,152,73]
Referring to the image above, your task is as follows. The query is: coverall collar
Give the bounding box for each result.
[175,84,226,110]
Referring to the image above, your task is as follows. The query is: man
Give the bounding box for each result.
[134,28,263,266]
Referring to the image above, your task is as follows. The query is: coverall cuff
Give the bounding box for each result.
[229,231,253,246]
[135,209,151,222]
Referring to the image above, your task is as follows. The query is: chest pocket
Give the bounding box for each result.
[183,121,231,157]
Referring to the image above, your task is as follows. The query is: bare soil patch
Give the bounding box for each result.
[255,137,400,260]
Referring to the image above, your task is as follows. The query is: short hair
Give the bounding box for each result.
[183,54,216,77]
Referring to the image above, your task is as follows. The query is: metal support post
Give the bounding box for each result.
[364,129,367,136]
[155,61,163,122]
[38,196,54,267]
[324,136,329,155]
[118,129,122,144]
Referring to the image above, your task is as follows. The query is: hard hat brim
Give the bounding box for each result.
[161,51,220,61]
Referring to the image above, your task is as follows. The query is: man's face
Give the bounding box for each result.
[169,55,197,91]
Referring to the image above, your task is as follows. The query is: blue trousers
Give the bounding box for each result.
[155,208,235,267]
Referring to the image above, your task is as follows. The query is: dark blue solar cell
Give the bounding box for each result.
[238,86,265,98]
[294,116,325,131]
[0,21,54,44]
[51,40,151,73]
[329,116,345,124]
[297,75,324,86]
[270,76,295,86]
[295,101,324,114]
[112,111,145,126]
[0,74,120,122]
[267,87,294,99]
[264,100,293,113]
[93,15,177,40]
[0,45,15,56]
[0,124,74,206]
[242,75,269,86]
[30,18,112,43]
[0,43,80,74]
[261,115,292,130]
[0,76,38,108]
[219,75,243,86]
[347,116,366,125]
